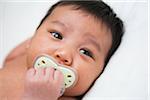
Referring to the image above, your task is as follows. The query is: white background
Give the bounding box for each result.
[0,0,149,100]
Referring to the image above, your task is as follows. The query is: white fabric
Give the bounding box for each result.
[0,0,148,100]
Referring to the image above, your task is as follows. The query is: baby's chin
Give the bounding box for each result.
[63,84,87,97]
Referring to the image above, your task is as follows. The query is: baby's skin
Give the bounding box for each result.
[22,67,64,100]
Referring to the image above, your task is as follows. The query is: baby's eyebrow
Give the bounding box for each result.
[50,20,67,29]
[85,34,101,52]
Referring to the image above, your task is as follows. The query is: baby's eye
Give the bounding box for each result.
[50,32,63,40]
[80,48,93,58]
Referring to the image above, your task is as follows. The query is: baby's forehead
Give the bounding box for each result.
[48,6,109,33]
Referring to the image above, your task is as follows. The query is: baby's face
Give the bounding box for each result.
[26,5,112,96]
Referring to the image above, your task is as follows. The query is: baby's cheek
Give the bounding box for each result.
[26,41,45,67]
[79,66,101,90]
[26,47,39,68]
[80,71,96,88]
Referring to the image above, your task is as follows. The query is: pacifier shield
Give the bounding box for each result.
[34,56,57,69]
[58,66,76,88]
[33,55,78,88]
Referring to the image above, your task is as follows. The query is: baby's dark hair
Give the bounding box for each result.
[37,0,124,99]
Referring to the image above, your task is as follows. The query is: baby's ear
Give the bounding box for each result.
[4,38,31,63]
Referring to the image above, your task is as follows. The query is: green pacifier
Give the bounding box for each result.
[33,55,78,89]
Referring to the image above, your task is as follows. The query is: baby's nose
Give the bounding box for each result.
[54,49,72,66]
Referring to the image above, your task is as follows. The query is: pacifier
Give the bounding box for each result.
[33,54,78,89]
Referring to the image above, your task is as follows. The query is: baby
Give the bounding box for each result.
[0,0,124,100]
